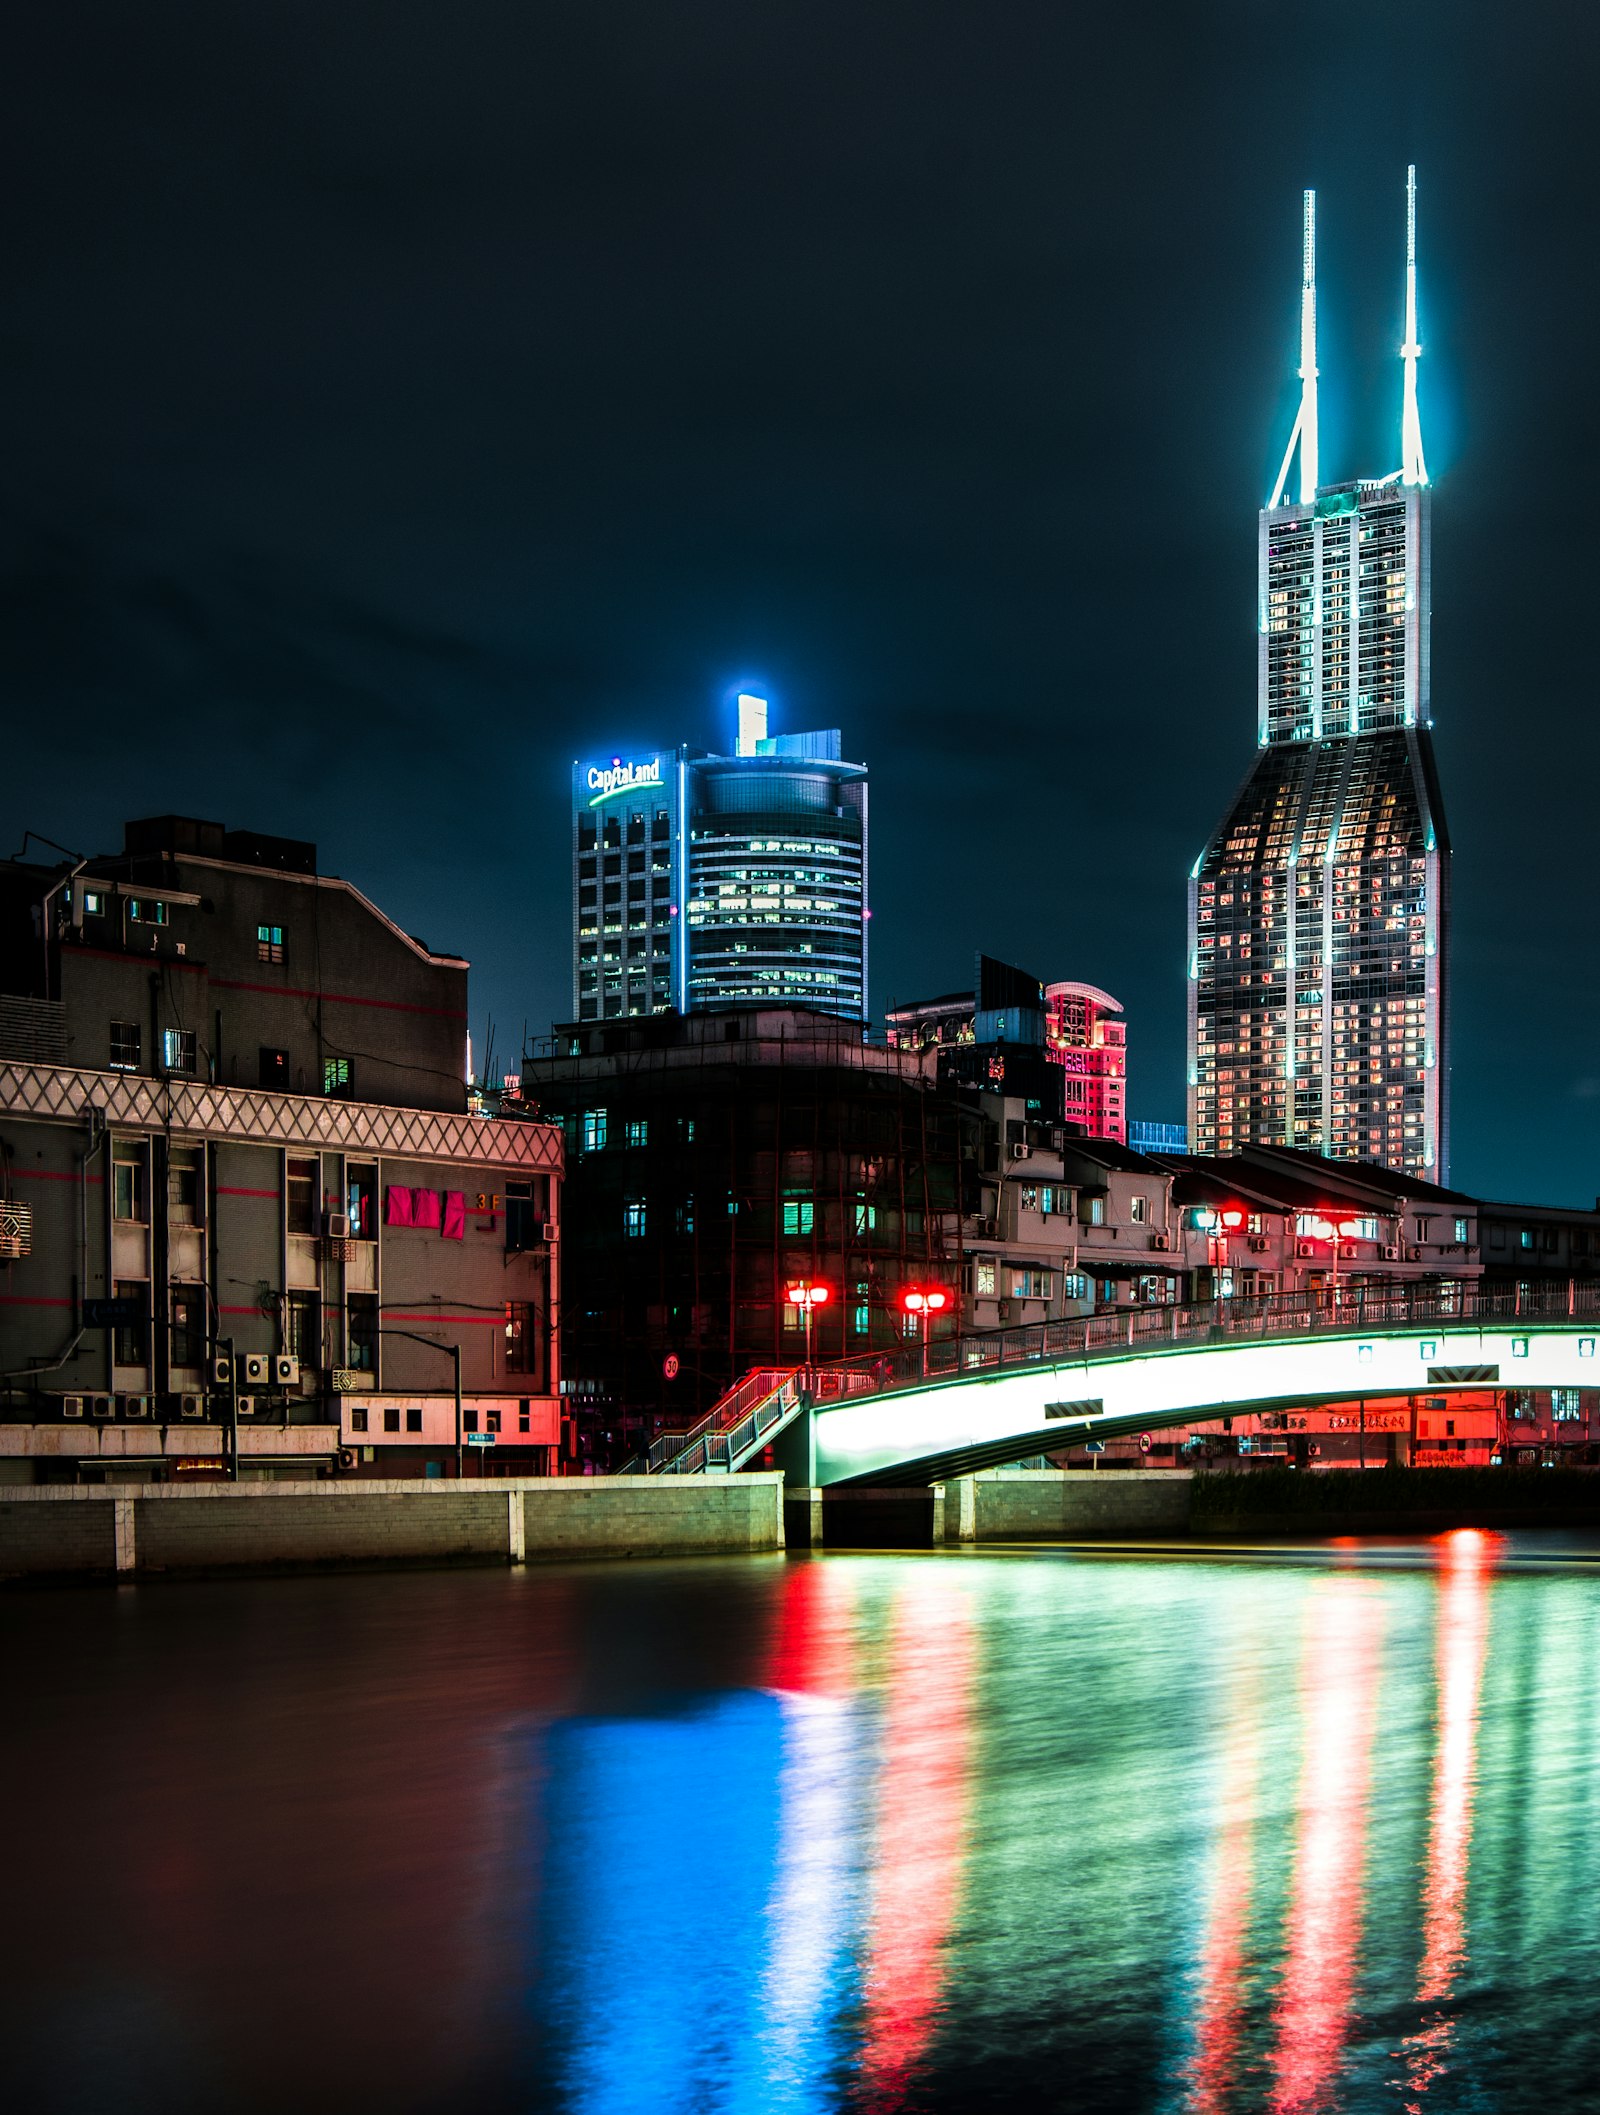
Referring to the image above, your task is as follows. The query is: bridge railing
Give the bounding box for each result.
[807,1279,1600,1405]
[643,1363,881,1475]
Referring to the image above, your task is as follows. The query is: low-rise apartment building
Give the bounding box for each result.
[0,817,562,1481]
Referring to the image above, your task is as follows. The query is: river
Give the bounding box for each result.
[3,1535,1598,2113]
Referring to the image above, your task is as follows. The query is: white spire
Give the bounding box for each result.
[1401,164,1429,487]
[1269,190,1320,508]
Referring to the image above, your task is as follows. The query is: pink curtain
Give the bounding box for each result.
[442,1191,466,1241]
[412,1189,442,1230]
[384,1185,414,1227]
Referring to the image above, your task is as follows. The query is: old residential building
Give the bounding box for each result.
[0,817,561,1481]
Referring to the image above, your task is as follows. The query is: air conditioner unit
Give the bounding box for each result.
[212,1353,233,1388]
[120,1395,149,1419]
[997,1300,1013,1322]
[91,1394,114,1417]
[1010,1143,1032,1160]
[1150,1232,1171,1251]
[273,1354,300,1387]
[234,1395,256,1418]
[331,1369,362,1392]
[1383,1244,1400,1260]
[324,1211,352,1239]
[179,1394,205,1419]
[541,1221,560,1243]
[61,1395,83,1420]
[1295,1239,1315,1258]
[1248,1236,1270,1253]
[242,1353,270,1387]
[1406,1246,1424,1262]
[0,1201,32,1258]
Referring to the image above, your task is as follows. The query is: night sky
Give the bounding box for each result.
[6,3,1598,1202]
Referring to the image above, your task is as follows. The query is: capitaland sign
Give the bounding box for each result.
[587,756,663,805]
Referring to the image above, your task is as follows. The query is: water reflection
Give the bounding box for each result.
[858,1576,975,2108]
[1270,1583,1384,2115]
[1401,1529,1498,2109]
[5,1536,1600,2115]
[1186,1651,1266,2115]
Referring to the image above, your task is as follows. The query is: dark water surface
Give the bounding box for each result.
[4,1535,1599,2114]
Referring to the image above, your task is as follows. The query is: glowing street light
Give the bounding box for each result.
[786,1280,831,1367]
[1305,1213,1360,1299]
[899,1285,952,1378]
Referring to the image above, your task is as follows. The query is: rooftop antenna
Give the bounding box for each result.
[1269,190,1319,508]
[1401,164,1429,487]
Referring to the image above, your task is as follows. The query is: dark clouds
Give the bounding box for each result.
[4,1,1599,1195]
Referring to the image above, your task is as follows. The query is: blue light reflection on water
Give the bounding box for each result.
[5,1535,1600,2114]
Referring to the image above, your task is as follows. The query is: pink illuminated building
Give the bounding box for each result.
[1043,982,1126,1144]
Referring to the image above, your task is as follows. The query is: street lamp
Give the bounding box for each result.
[1306,1215,1359,1303]
[1193,1203,1246,1300]
[785,1281,831,1371]
[899,1285,951,1377]
[372,1327,464,1477]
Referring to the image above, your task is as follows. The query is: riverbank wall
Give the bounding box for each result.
[783,1465,1600,1547]
[0,1474,786,1582]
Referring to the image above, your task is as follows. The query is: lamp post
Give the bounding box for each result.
[1307,1214,1358,1308]
[899,1286,951,1379]
[372,1327,464,1477]
[785,1281,831,1376]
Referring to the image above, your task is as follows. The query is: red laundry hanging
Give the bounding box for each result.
[384,1185,414,1227]
[412,1189,442,1230]
[441,1191,466,1241]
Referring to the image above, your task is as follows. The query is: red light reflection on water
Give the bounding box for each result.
[1187,1659,1267,2114]
[768,1554,858,1699]
[859,1580,976,2110]
[1401,1529,1500,2108]
[1269,1584,1384,2115]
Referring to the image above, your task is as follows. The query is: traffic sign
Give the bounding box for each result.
[663,1354,681,1380]
[1084,1439,1105,1455]
[1138,1433,1152,1454]
[83,1297,142,1328]
[466,1431,496,1446]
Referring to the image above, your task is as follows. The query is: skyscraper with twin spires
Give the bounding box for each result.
[1188,171,1450,1182]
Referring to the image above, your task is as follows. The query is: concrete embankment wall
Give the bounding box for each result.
[786,1466,1600,1547]
[0,1475,785,1582]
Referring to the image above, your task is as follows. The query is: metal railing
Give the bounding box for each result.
[639,1362,880,1476]
[625,1279,1600,1475]
[805,1279,1600,1403]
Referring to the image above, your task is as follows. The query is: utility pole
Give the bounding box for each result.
[222,1334,239,1481]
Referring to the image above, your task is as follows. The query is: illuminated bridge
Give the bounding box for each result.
[634,1286,1600,1486]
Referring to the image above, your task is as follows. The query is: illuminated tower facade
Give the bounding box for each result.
[572,696,868,1023]
[1188,173,1450,1181]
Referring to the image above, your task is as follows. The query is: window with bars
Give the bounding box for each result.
[257,924,285,964]
[161,1028,197,1075]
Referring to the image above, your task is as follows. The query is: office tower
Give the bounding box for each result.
[1189,173,1450,1181]
[571,696,868,1023]
[1043,981,1127,1142]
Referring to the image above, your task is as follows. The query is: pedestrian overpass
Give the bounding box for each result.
[631,1286,1600,1486]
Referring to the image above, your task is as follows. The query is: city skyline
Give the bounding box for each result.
[5,3,1597,1203]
